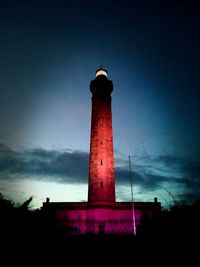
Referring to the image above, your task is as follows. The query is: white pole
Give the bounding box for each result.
[128,155,137,235]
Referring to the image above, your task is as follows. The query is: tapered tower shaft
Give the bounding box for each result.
[88,68,115,202]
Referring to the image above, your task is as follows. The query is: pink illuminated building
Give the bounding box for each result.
[43,68,161,235]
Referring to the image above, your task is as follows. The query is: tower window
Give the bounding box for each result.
[100,159,103,165]
[100,118,103,125]
[100,138,103,144]
[100,181,103,188]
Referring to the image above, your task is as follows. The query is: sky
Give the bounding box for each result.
[0,0,199,209]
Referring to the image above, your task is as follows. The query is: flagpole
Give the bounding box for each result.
[128,155,136,235]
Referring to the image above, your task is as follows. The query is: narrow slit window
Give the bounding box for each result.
[100,138,103,144]
[100,159,103,165]
[100,181,103,188]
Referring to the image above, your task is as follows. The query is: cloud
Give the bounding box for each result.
[115,167,177,190]
[154,155,200,185]
[155,155,187,167]
[0,144,88,184]
[0,144,199,200]
[137,154,200,199]
[182,160,200,180]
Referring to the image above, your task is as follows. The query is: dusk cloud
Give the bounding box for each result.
[115,167,179,190]
[134,154,200,199]
[154,155,200,186]
[1,144,199,199]
[0,144,88,184]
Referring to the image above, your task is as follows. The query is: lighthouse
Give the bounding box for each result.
[43,68,161,235]
[88,68,115,202]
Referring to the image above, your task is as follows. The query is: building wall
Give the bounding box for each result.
[53,206,154,235]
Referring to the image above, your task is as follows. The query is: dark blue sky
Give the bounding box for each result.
[0,0,199,207]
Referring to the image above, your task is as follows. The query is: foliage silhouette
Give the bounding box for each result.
[0,192,199,258]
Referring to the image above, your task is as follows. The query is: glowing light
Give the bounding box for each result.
[96,69,108,77]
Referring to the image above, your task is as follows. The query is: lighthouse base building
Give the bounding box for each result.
[43,69,161,235]
[43,200,160,235]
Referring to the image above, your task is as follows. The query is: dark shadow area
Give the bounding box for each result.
[1,193,199,263]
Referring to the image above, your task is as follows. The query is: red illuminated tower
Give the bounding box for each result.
[88,68,115,202]
[43,68,161,236]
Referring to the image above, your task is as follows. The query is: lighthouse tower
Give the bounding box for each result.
[88,68,115,202]
[43,68,161,235]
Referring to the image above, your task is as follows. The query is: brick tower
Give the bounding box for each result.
[88,68,115,202]
[43,68,161,235]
